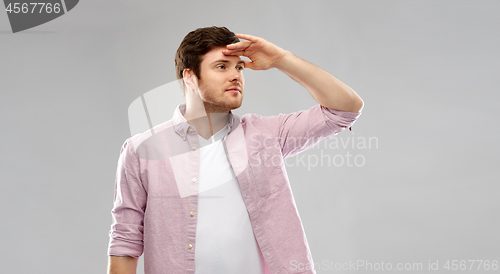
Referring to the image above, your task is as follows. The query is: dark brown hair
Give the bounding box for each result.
[175,26,239,94]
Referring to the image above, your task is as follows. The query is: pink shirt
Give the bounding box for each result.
[108,103,361,274]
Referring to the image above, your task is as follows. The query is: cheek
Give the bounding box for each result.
[200,83,219,99]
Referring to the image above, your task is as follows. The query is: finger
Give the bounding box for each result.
[226,40,252,50]
[235,33,260,42]
[222,49,247,56]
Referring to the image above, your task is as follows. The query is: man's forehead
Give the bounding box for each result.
[203,47,242,63]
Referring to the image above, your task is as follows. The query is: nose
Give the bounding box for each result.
[229,67,242,83]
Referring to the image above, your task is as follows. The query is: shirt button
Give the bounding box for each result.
[189,128,194,132]
[190,211,195,217]
[192,145,197,150]
[181,133,185,137]
[188,244,193,249]
[192,178,197,183]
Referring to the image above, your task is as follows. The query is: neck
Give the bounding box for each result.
[184,103,229,140]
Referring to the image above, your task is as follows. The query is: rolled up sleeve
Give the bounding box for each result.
[320,105,361,134]
[108,138,147,258]
[278,104,361,158]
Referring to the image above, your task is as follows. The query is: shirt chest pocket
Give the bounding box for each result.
[250,147,287,197]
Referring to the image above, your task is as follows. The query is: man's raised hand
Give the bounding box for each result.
[223,33,287,71]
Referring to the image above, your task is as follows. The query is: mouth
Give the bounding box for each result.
[225,87,241,93]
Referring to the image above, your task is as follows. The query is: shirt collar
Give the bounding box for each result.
[172,103,240,140]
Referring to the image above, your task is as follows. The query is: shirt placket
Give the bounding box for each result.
[184,125,200,273]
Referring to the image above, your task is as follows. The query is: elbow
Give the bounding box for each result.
[353,97,364,113]
[341,95,363,113]
[320,92,364,113]
[344,88,364,113]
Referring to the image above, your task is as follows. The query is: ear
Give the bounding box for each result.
[182,69,199,90]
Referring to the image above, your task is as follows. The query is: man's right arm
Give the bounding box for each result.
[108,138,146,272]
[108,255,138,274]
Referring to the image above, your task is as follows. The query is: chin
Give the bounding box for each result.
[218,96,243,109]
[228,99,243,110]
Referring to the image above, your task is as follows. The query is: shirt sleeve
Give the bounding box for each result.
[107,137,147,258]
[278,104,361,159]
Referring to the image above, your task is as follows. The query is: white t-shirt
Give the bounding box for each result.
[194,122,265,274]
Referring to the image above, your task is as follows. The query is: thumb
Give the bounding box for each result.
[244,60,256,70]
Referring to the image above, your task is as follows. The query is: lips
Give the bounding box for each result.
[225,87,241,93]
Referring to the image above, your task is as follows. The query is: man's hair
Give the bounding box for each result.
[175,26,239,95]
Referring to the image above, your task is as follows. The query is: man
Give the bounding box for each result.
[108,26,363,274]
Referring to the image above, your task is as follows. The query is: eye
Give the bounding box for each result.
[216,64,225,69]
[237,66,244,71]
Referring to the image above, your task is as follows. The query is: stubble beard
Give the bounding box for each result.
[199,84,243,113]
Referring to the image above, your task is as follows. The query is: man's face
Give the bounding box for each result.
[196,46,245,113]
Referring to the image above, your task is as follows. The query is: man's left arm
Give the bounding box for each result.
[224,33,364,113]
[275,50,364,113]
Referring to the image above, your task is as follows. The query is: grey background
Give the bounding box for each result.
[1,0,498,273]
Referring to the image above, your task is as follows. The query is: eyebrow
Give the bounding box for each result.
[211,59,245,66]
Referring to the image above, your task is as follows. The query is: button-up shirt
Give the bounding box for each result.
[108,103,361,274]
